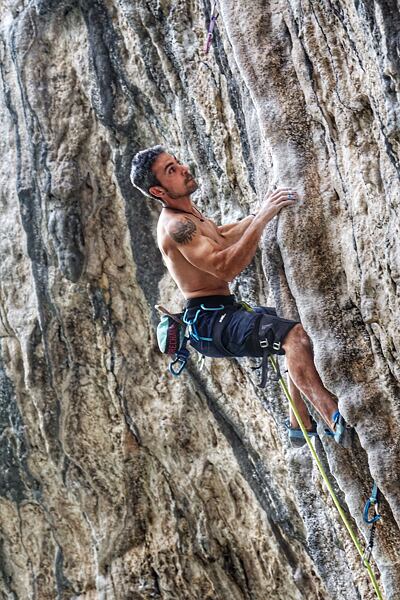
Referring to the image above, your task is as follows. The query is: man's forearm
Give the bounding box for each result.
[216,211,271,280]
[217,215,255,243]
[216,188,298,280]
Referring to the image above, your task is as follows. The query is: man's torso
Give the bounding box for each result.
[157,208,231,299]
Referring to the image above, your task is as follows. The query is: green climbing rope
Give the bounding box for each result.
[269,356,384,600]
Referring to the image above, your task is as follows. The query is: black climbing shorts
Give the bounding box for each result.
[184,295,299,359]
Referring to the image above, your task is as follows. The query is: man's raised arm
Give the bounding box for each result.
[217,215,255,244]
[166,188,298,282]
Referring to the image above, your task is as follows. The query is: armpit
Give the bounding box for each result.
[169,218,197,245]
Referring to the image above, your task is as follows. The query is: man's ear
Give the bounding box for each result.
[149,185,165,199]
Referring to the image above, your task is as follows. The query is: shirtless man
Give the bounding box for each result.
[130,145,348,446]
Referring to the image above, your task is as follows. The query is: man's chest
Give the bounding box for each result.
[198,219,232,250]
[157,214,228,251]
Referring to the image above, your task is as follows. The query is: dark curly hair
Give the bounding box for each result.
[130,145,166,199]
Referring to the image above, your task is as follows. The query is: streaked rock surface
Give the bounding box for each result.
[0,1,399,598]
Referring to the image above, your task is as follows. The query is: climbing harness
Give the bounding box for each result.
[203,1,219,55]
[269,355,384,600]
[157,301,291,387]
[250,345,282,384]
[183,303,225,343]
[156,302,234,379]
[242,303,290,386]
[183,300,286,388]
[362,482,382,567]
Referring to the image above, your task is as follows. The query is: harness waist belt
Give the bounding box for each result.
[185,294,235,309]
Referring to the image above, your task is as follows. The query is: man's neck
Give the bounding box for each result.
[163,199,205,222]
[164,198,193,212]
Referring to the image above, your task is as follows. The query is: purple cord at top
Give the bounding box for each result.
[203,3,219,54]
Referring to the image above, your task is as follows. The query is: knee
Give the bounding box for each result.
[283,324,312,352]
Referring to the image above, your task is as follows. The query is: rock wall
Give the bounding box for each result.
[0,1,399,598]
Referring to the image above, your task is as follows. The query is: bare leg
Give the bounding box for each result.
[282,324,337,430]
[287,374,313,430]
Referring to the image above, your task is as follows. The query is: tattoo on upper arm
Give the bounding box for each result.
[170,218,196,245]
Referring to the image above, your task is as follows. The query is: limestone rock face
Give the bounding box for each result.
[0,1,399,599]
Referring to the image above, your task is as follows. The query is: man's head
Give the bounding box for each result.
[130,146,198,205]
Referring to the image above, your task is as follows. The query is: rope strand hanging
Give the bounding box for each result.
[269,356,384,600]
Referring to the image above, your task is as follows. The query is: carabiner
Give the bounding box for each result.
[169,356,187,376]
[363,483,382,525]
[204,1,219,55]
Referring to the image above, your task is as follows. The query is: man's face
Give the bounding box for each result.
[150,152,198,200]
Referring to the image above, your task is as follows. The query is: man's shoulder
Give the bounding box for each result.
[158,212,197,249]
[165,215,198,246]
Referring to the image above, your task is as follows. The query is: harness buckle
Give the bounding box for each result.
[260,339,269,348]
[273,341,281,351]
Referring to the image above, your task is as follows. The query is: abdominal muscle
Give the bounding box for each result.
[161,248,230,299]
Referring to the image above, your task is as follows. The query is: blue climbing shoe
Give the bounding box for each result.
[325,410,353,448]
[285,418,318,448]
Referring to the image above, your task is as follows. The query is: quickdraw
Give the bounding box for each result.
[362,482,382,568]
[363,482,382,525]
[203,1,219,55]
